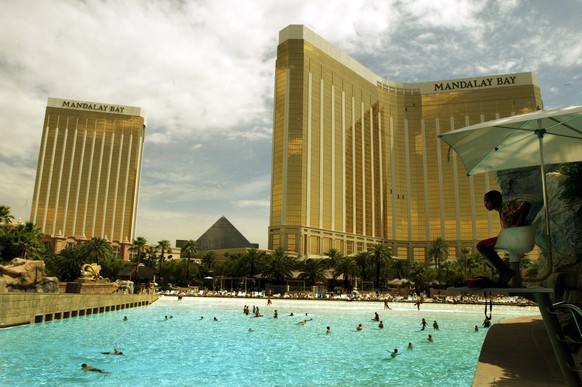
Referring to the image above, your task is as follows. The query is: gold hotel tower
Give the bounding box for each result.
[269,25,543,262]
[30,98,146,257]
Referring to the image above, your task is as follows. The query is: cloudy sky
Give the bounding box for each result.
[1,0,581,249]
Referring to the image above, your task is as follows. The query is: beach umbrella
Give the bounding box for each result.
[387,278,411,286]
[437,105,582,279]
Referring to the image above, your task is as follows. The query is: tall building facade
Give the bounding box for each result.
[268,25,543,261]
[30,98,146,257]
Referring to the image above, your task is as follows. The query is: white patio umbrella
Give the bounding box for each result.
[438,105,582,280]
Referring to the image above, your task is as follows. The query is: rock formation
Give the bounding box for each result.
[0,258,59,293]
[498,168,582,302]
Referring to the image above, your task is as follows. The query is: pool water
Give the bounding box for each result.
[0,297,539,386]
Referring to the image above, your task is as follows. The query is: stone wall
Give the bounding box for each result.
[0,293,158,328]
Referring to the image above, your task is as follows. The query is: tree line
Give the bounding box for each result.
[0,205,540,293]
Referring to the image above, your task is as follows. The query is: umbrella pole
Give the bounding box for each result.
[524,130,553,282]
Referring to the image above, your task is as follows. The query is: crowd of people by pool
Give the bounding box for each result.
[159,288,535,307]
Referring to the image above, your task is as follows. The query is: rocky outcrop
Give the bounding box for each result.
[112,280,134,294]
[498,168,582,302]
[0,258,59,293]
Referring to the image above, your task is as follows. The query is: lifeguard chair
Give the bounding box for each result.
[494,221,539,287]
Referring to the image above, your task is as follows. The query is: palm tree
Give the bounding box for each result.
[323,248,342,270]
[56,245,85,281]
[457,246,472,277]
[428,237,449,272]
[409,261,434,294]
[3,222,46,260]
[156,240,172,286]
[143,245,159,269]
[243,248,266,278]
[334,256,357,293]
[298,258,327,286]
[81,237,114,265]
[262,248,296,284]
[389,258,411,280]
[130,236,147,286]
[201,251,216,272]
[181,239,198,286]
[368,243,392,289]
[354,250,370,283]
[0,205,15,225]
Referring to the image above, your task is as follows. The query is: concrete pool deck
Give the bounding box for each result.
[473,315,568,386]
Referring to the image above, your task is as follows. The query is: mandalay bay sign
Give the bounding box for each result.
[409,72,538,95]
[47,97,145,118]
[434,75,517,91]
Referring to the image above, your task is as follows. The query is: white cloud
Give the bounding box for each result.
[1,0,582,250]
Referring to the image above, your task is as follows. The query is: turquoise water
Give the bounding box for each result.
[0,296,539,386]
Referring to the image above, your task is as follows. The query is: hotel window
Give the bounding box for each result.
[287,234,297,252]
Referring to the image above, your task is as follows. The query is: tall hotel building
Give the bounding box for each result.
[269,25,543,261]
[30,98,146,258]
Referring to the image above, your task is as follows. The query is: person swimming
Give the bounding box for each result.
[81,364,106,373]
[389,348,399,358]
[101,348,124,355]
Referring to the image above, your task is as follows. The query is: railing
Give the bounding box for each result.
[554,302,582,344]
[553,302,582,377]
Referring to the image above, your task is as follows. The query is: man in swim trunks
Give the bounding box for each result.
[472,190,531,287]
[81,364,106,373]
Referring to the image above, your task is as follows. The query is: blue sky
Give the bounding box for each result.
[1,0,581,249]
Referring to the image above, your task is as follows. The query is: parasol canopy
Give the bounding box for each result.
[437,105,582,175]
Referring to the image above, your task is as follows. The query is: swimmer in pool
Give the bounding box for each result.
[421,318,427,330]
[101,348,124,355]
[389,348,399,358]
[81,364,107,373]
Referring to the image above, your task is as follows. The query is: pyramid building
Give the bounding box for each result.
[194,216,257,250]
